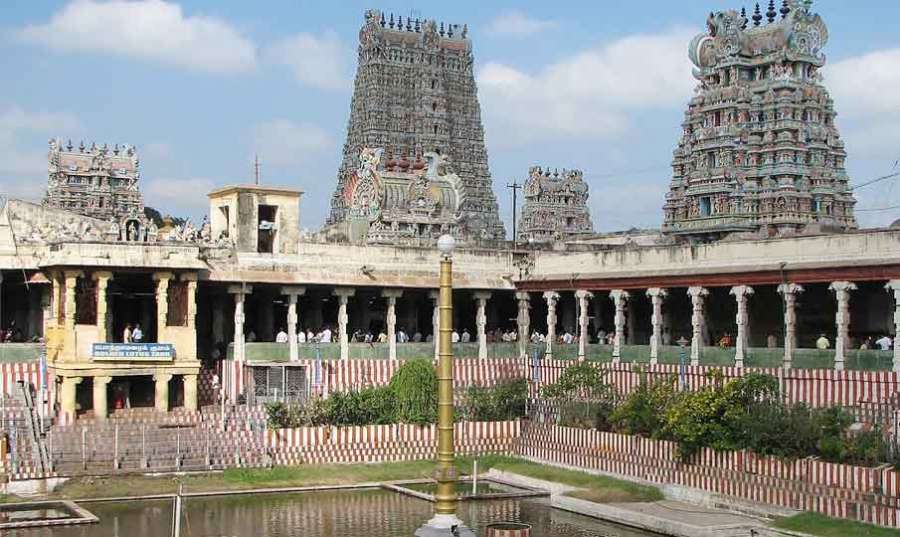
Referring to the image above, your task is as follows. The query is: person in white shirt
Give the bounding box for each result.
[275,328,289,343]
[320,327,332,343]
[131,323,143,343]
[306,329,314,343]
[461,329,471,343]
[297,329,307,344]
[876,335,893,351]
[123,324,132,343]
[451,330,460,343]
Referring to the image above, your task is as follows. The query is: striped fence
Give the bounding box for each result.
[533,360,900,408]
[265,420,520,466]
[516,423,900,528]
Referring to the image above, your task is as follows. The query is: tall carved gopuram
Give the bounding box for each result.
[518,166,594,243]
[327,10,505,243]
[662,0,857,239]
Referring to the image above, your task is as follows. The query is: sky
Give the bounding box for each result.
[1,0,899,234]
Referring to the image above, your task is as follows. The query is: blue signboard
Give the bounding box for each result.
[92,343,175,361]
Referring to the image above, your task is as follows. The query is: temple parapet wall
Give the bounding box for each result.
[528,228,900,283]
[205,240,520,290]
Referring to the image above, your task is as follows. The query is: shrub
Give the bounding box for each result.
[325,386,396,425]
[541,361,614,401]
[662,372,780,458]
[738,403,820,459]
[264,398,328,429]
[559,400,615,430]
[610,373,677,437]
[389,359,437,425]
[463,379,527,421]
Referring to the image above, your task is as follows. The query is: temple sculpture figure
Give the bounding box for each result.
[518,166,594,243]
[327,10,505,243]
[662,0,857,240]
[341,147,464,244]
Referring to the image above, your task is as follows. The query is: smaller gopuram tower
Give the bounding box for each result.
[518,166,594,243]
[44,138,144,222]
[662,0,857,239]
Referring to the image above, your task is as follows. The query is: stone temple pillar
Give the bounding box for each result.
[333,288,355,361]
[93,375,112,420]
[730,285,754,368]
[687,287,709,366]
[154,373,172,412]
[429,290,439,360]
[646,288,667,365]
[153,272,173,342]
[228,285,252,366]
[829,281,857,371]
[94,272,112,343]
[515,291,530,359]
[183,374,198,411]
[886,281,900,372]
[777,283,803,369]
[382,289,403,361]
[282,286,305,362]
[60,376,82,421]
[609,290,629,363]
[543,291,560,358]
[575,290,593,361]
[474,292,491,360]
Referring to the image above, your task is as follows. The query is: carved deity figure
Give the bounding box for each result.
[343,147,384,221]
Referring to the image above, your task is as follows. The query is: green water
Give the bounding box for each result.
[11,488,656,536]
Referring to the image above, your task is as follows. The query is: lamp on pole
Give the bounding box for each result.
[416,234,474,537]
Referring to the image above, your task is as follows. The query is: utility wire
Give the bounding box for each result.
[849,171,900,191]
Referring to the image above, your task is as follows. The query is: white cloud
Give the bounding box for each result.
[250,119,332,169]
[825,48,900,162]
[144,177,215,214]
[18,0,256,74]
[477,28,695,146]
[827,49,900,119]
[0,107,79,199]
[485,11,558,37]
[266,31,349,90]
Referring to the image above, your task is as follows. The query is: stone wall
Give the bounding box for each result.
[516,423,900,528]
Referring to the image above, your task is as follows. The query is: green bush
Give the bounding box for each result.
[559,400,615,430]
[610,373,677,437]
[389,359,437,425]
[325,386,396,426]
[541,361,615,401]
[662,372,780,457]
[738,403,820,459]
[264,398,328,429]
[463,379,527,421]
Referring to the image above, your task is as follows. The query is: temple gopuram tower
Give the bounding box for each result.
[327,10,505,242]
[44,139,144,221]
[662,0,857,239]
[518,166,594,243]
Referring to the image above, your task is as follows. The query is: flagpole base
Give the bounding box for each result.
[414,514,475,537]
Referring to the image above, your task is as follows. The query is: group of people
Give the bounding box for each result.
[815,333,894,351]
[270,326,333,344]
[122,323,144,343]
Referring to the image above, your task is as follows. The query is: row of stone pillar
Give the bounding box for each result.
[517,280,900,371]
[229,286,496,364]
[60,372,198,420]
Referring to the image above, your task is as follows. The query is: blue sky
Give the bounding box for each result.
[2,0,899,233]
